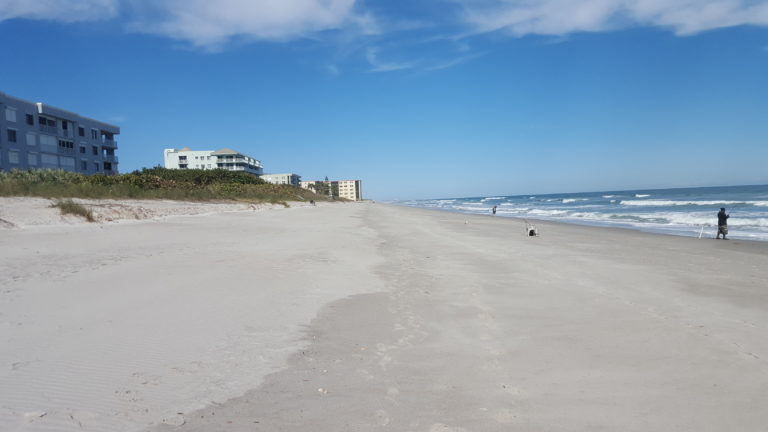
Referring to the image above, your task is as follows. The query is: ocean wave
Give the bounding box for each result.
[620,199,768,207]
[528,209,570,217]
[602,195,621,198]
[562,198,589,203]
[635,194,651,198]
[481,197,505,201]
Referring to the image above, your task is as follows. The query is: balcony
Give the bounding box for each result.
[39,125,58,134]
[102,139,118,149]
[103,155,119,163]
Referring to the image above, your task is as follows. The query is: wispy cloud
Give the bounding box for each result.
[365,47,416,72]
[0,0,119,22]
[424,52,483,71]
[127,0,363,50]
[454,0,768,37]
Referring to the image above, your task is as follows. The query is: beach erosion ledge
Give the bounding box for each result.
[1,199,768,431]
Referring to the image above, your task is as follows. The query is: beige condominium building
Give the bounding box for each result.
[300,179,363,201]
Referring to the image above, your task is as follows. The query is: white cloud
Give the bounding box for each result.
[128,0,363,49]
[0,0,118,22]
[365,47,416,72]
[456,0,768,37]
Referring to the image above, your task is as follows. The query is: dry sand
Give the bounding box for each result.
[2,199,768,431]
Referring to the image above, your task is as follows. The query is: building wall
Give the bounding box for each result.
[163,148,264,175]
[0,92,121,174]
[300,179,363,200]
[337,180,363,201]
[163,149,216,169]
[261,173,301,186]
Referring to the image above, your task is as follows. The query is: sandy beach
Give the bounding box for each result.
[2,199,768,431]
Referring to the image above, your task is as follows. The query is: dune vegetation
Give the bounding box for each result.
[0,168,328,206]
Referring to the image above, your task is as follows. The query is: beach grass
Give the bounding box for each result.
[0,168,329,203]
[50,199,95,222]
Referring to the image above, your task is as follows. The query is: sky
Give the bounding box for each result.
[1,0,767,200]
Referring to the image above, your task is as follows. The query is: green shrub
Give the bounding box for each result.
[0,168,327,204]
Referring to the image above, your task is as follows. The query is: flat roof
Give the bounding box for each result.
[0,91,120,132]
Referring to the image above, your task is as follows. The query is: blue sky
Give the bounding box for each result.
[1,0,767,200]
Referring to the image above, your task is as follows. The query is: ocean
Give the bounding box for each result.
[397,184,768,242]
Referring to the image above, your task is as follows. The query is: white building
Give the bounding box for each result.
[261,173,301,186]
[336,179,363,201]
[163,147,263,175]
[300,179,363,201]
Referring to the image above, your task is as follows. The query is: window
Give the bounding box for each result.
[26,114,34,125]
[80,146,86,154]
[47,119,56,127]
[8,150,20,164]
[41,154,58,168]
[91,129,98,139]
[81,160,88,171]
[7,129,17,143]
[58,140,74,149]
[5,107,17,122]
[28,152,38,167]
[26,132,36,146]
[59,156,74,170]
[39,135,57,152]
[78,127,85,137]
[94,162,100,171]
[92,146,98,155]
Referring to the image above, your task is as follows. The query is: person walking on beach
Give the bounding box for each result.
[716,207,729,239]
[492,205,497,216]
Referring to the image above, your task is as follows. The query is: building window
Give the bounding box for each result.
[92,146,98,155]
[94,162,100,171]
[78,127,85,137]
[26,114,34,125]
[40,135,57,153]
[5,107,17,122]
[81,161,88,171]
[7,129,17,143]
[8,150,20,164]
[28,152,39,167]
[91,129,98,139]
[80,146,86,154]
[26,132,36,146]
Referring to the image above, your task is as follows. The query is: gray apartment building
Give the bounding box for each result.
[0,91,120,174]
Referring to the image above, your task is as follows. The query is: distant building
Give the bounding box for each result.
[0,91,120,174]
[261,173,301,186]
[336,180,363,201]
[163,147,263,175]
[300,179,363,201]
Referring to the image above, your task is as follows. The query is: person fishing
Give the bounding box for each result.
[716,207,729,239]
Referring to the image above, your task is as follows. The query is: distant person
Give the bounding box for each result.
[716,207,729,239]
[492,205,497,215]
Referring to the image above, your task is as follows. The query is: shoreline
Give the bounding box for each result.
[395,203,768,243]
[3,201,768,431]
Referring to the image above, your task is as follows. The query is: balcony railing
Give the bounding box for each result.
[102,139,118,148]
[39,125,58,134]
[102,155,119,163]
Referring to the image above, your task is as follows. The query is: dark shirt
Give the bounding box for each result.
[718,211,729,226]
